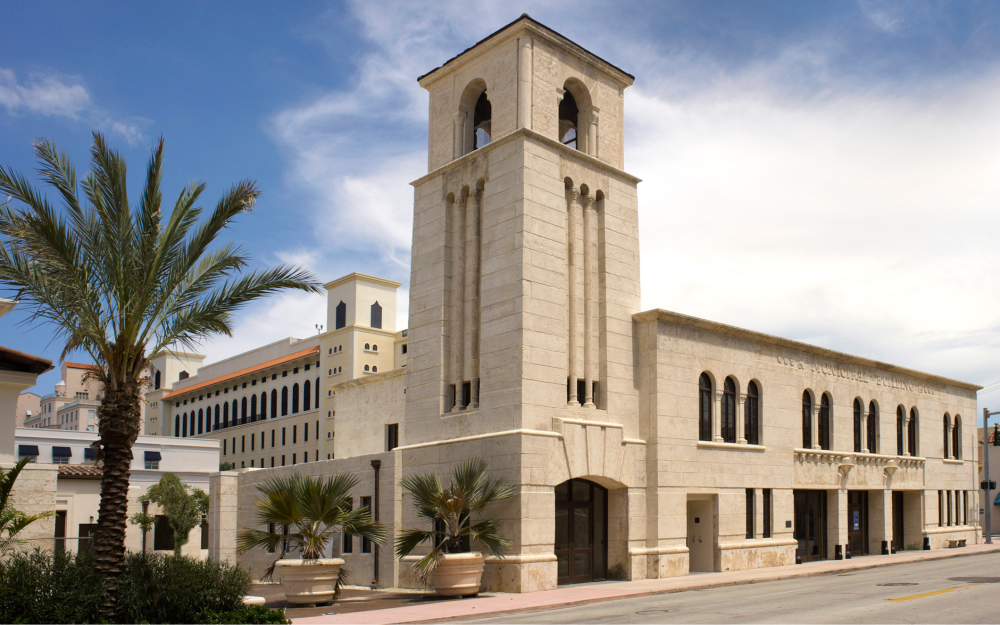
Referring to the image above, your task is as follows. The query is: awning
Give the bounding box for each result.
[994,492,1000,506]
[18,445,39,456]
[84,448,96,459]
[144,451,162,461]
[51,446,72,458]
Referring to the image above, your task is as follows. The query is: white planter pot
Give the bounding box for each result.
[431,552,485,597]
[275,558,344,605]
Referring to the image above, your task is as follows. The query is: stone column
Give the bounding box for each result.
[869,489,893,555]
[453,112,464,160]
[737,393,747,444]
[811,404,821,450]
[946,420,953,458]
[903,413,911,456]
[517,36,532,130]
[209,471,239,564]
[566,185,580,406]
[713,390,724,443]
[451,192,466,411]
[469,188,482,409]
[587,107,600,158]
[862,413,869,454]
[827,489,848,560]
[582,193,596,408]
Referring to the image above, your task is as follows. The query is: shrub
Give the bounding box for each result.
[0,549,106,624]
[115,552,253,623]
[197,605,291,624]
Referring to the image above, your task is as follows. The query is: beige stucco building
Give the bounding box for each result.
[211,15,982,592]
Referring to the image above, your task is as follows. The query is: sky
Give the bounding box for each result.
[3,1,1000,420]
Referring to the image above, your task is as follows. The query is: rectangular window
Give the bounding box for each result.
[200,518,209,549]
[947,491,953,526]
[304,423,308,442]
[241,435,245,453]
[387,423,399,451]
[282,428,286,446]
[281,455,285,466]
[293,425,297,444]
[342,499,353,553]
[271,430,275,447]
[223,439,227,456]
[745,489,755,539]
[144,460,159,470]
[361,496,372,553]
[153,515,175,551]
[963,491,968,525]
[316,421,319,440]
[292,453,296,465]
[762,489,772,538]
[316,450,319,462]
[939,490,944,527]
[251,435,255,451]
[271,456,274,468]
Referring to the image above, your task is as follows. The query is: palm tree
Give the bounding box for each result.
[237,473,386,585]
[0,457,56,555]
[395,458,517,573]
[0,133,320,617]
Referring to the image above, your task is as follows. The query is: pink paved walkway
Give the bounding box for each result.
[293,543,1000,624]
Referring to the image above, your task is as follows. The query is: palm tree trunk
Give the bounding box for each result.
[94,378,143,619]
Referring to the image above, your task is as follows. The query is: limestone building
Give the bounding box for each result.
[218,15,981,591]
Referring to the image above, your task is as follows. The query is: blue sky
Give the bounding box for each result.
[4,1,1000,416]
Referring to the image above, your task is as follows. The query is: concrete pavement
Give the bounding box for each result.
[292,544,1000,624]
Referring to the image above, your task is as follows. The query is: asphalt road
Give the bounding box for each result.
[462,553,1000,624]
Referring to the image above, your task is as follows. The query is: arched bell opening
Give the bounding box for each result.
[554,478,608,584]
[473,91,492,149]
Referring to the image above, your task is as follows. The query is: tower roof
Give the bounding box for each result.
[417,14,634,85]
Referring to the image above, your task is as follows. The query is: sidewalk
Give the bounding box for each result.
[292,543,1000,624]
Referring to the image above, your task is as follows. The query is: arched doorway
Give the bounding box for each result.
[555,478,608,584]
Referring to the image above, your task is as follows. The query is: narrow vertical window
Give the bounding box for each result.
[182,413,187,437]
[315,377,320,408]
[174,415,180,437]
[802,392,813,449]
[745,381,759,445]
[335,301,346,330]
[909,408,918,456]
[387,423,399,451]
[292,383,300,414]
[371,301,382,329]
[947,491,953,526]
[953,416,961,459]
[722,377,737,443]
[745,488,755,539]
[762,488,772,538]
[698,373,712,442]
[818,394,831,450]
[853,399,863,453]
[943,415,950,459]
[241,397,247,422]
[250,395,257,421]
[361,497,373,553]
[896,406,904,455]
[342,499,353,553]
[304,380,311,412]
[281,387,288,416]
[938,490,944,527]
[198,409,204,435]
[867,401,878,454]
[223,402,229,427]
[260,392,267,419]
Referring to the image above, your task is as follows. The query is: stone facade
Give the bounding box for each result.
[213,15,982,592]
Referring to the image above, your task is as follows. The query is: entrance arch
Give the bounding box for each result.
[555,478,608,584]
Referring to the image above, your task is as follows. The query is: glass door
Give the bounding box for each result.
[555,479,607,584]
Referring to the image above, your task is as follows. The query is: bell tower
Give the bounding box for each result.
[403,15,642,591]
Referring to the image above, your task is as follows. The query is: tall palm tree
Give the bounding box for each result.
[0,133,320,617]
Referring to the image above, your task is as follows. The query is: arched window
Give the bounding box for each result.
[853,399,863,453]
[232,400,238,424]
[943,415,951,459]
[371,302,382,329]
[241,397,247,423]
[744,381,759,445]
[223,402,229,427]
[198,409,204,435]
[722,377,736,443]
[154,370,161,390]
[559,88,579,148]
[818,394,831,450]
[802,392,812,448]
[304,380,311,411]
[182,413,188,437]
[281,387,288,416]
[364,365,370,372]
[372,366,378,373]
[250,394,257,421]
[335,301,346,330]
[271,389,277,418]
[896,406,904,455]
[372,344,378,352]
[908,408,918,456]
[214,405,220,430]
[175,415,180,437]
[365,343,370,350]
[867,401,878,454]
[698,373,712,442]
[473,91,492,149]
[953,416,962,459]
[292,384,300,414]
[190,413,195,437]
[178,371,189,381]
[260,392,267,419]
[315,378,319,408]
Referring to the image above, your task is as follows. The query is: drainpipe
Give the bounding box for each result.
[371,459,381,586]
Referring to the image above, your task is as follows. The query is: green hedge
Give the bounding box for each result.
[0,550,260,624]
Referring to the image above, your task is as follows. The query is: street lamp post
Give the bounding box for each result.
[983,408,1000,544]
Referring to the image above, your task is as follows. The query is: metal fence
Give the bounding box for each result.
[0,536,94,557]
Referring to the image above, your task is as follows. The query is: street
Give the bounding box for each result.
[462,553,1000,624]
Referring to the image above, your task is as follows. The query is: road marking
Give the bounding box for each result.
[886,584,980,602]
[748,586,823,598]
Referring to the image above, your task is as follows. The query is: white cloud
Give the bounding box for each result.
[0,67,145,145]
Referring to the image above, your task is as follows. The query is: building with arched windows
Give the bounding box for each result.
[215,15,981,592]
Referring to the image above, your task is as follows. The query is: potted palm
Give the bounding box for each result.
[237,473,385,606]
[395,459,517,597]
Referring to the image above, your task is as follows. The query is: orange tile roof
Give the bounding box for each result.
[58,464,103,479]
[163,346,320,400]
[65,361,100,370]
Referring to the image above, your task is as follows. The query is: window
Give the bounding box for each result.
[387,423,399,451]
[292,384,300,413]
[154,515,175,551]
[361,497,373,552]
[372,366,377,373]
[292,453,296,465]
[293,425,297,444]
[223,439,227,455]
[722,377,736,443]
[745,381,759,445]
[241,436,246,453]
[698,373,712,442]
[372,345,378,352]
[304,422,308,442]
[953,416,962,459]
[174,415,180,437]
[182,413,188,437]
[271,389,277,418]
[473,90,492,148]
[52,447,71,465]
[943,415,951,459]
[178,371,189,381]
[201,518,209,549]
[762,489,772,538]
[198,409,204,435]
[260,392,267,419]
[316,420,319,440]
[947,491,953,526]
[304,380,311,411]
[231,400,238,424]
[281,387,288,416]
[251,433,255,451]
[282,428,286,446]
[853,399,863,453]
[365,343,370,350]
[271,429,275,447]
[908,408,918,455]
[867,401,878,454]
[251,395,257,421]
[154,370,161,390]
[963,491,968,525]
[802,391,812,448]
[223,402,229,427]
[145,459,159,470]
[364,365,370,372]
[896,406,905,455]
[315,378,319,408]
[402,344,407,354]
[281,455,285,466]
[241,397,247,423]
[335,301,346,329]
[745,489,755,539]
[818,394,831,450]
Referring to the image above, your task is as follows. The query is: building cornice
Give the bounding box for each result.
[410,127,641,188]
[323,273,402,291]
[633,308,982,392]
[329,366,406,392]
[163,346,320,400]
